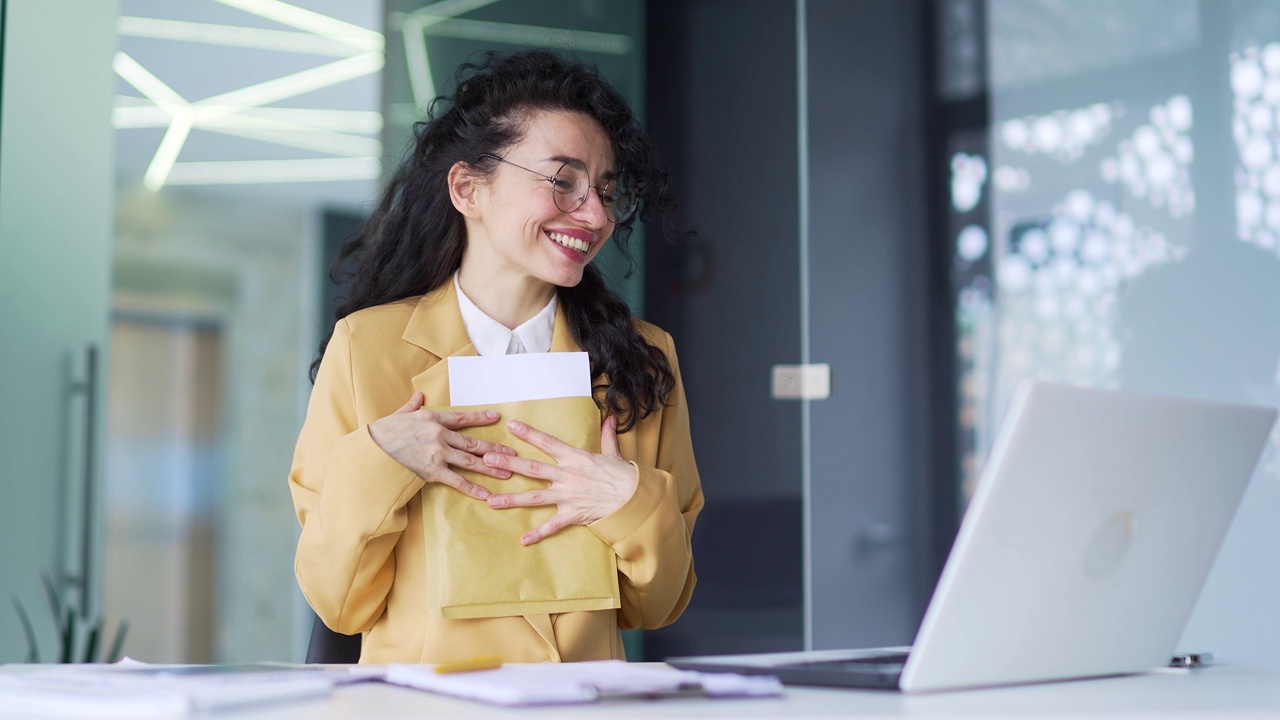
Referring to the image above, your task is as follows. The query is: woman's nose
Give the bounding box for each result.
[572,189,609,227]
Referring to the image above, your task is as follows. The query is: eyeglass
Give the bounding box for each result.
[478,153,637,224]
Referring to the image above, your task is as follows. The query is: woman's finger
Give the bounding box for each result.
[434,409,502,429]
[446,447,512,479]
[443,428,515,458]
[507,420,575,458]
[483,451,555,480]
[600,415,621,458]
[395,391,425,414]
[521,513,571,545]
[486,489,553,510]
[433,468,492,500]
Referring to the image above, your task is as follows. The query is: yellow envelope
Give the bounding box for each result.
[423,396,621,619]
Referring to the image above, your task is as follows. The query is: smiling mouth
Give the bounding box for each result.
[548,231,590,253]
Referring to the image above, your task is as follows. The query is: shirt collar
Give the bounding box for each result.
[454,273,557,356]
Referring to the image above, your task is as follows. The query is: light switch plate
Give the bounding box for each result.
[771,363,831,400]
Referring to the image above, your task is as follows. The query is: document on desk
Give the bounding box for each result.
[0,661,341,718]
[385,660,783,706]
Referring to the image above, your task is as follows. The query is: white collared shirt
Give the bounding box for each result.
[454,273,557,356]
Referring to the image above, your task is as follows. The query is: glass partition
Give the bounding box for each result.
[953,0,1280,663]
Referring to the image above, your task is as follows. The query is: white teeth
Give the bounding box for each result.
[549,232,590,253]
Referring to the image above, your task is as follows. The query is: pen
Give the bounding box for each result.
[433,656,504,674]
[1169,652,1213,668]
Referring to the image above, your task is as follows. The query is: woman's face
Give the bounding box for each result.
[460,109,617,290]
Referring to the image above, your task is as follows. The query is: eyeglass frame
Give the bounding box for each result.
[475,152,637,224]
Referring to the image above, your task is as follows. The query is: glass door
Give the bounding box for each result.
[800,0,938,650]
[0,0,117,663]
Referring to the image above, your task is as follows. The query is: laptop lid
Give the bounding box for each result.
[900,381,1276,692]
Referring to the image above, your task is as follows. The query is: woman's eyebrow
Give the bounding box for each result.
[544,154,618,180]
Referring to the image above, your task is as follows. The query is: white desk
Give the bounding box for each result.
[148,664,1280,719]
[7,663,1280,718]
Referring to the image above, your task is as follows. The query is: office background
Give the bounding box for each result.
[1,0,1278,666]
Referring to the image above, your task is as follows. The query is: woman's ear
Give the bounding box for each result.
[448,161,482,218]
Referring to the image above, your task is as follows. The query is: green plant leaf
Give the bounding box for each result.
[59,608,74,664]
[10,597,39,663]
[106,619,129,663]
[82,619,101,663]
[40,572,62,625]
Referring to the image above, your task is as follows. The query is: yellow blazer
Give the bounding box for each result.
[288,281,703,663]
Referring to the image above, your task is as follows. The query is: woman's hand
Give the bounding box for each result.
[482,415,637,545]
[368,391,515,500]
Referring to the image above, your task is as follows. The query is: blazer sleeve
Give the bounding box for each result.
[587,331,703,630]
[289,319,425,635]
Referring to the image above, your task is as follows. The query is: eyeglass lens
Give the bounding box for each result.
[551,164,636,223]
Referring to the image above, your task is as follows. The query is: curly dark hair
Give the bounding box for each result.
[312,49,690,432]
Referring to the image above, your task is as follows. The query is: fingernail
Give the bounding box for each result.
[521,535,533,546]
[476,488,490,499]
[508,420,523,431]
[483,452,499,464]
[486,410,499,419]
[503,445,516,455]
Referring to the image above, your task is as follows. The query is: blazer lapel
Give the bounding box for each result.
[403,281,476,406]
[549,301,582,353]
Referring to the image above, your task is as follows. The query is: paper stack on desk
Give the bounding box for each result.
[385,660,783,706]
[0,661,346,718]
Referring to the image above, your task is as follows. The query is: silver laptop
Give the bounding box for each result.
[669,381,1277,693]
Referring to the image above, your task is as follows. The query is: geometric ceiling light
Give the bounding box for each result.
[396,0,504,112]
[114,0,637,189]
[393,0,634,111]
[114,0,385,189]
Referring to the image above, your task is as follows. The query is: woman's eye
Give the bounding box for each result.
[551,177,575,193]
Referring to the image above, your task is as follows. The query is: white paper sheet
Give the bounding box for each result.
[384,660,783,707]
[448,352,591,405]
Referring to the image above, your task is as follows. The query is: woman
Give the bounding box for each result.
[288,50,702,664]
